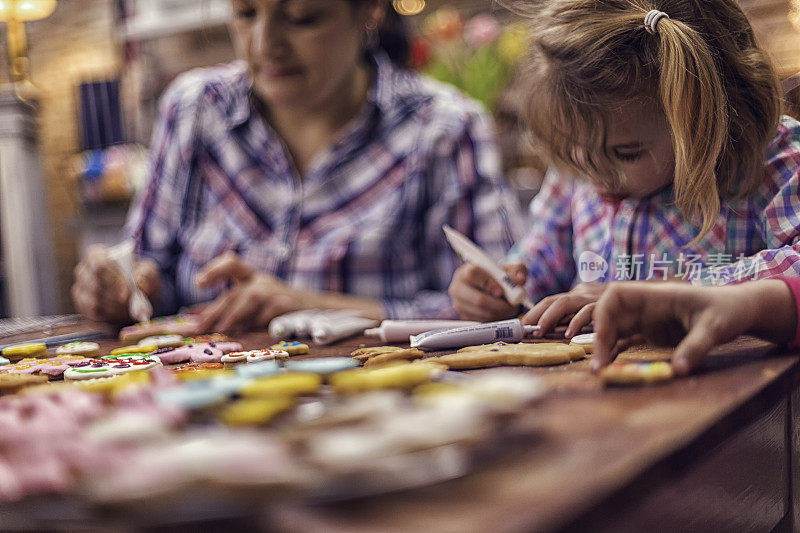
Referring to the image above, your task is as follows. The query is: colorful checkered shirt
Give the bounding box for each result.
[507,116,800,301]
[125,53,523,318]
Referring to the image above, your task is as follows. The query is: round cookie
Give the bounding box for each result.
[221,351,250,367]
[569,333,595,354]
[0,373,48,394]
[235,360,281,379]
[271,341,309,356]
[2,343,47,360]
[55,341,100,357]
[184,333,230,344]
[111,344,157,356]
[138,335,184,349]
[284,357,359,375]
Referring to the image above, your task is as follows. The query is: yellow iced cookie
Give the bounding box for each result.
[2,343,47,359]
[270,340,309,355]
[330,361,442,394]
[220,397,295,426]
[111,344,157,356]
[240,373,322,398]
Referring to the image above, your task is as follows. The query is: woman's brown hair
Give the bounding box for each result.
[505,0,781,241]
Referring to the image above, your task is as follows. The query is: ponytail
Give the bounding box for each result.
[655,16,728,242]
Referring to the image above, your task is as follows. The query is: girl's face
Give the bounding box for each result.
[229,0,368,110]
[598,99,675,199]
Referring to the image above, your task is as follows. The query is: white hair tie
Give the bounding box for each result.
[644,9,670,34]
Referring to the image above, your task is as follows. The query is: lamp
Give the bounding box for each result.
[0,0,57,84]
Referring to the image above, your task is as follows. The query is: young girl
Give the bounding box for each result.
[449,0,800,337]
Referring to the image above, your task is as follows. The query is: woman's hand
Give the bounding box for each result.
[522,283,607,337]
[592,280,797,375]
[71,245,161,323]
[448,263,527,322]
[194,251,385,333]
[194,252,303,334]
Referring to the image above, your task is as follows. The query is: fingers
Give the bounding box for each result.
[195,290,236,334]
[592,284,628,371]
[71,245,131,323]
[450,264,517,321]
[215,292,262,334]
[526,293,592,337]
[196,251,253,288]
[565,303,595,338]
[504,263,528,287]
[671,317,722,376]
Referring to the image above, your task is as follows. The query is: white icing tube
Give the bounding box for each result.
[268,310,319,339]
[312,316,379,345]
[269,309,365,339]
[410,319,540,351]
[364,320,480,343]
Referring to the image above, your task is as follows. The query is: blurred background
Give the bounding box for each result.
[0,0,794,318]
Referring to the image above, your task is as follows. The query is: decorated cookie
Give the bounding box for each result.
[271,341,309,356]
[429,342,586,370]
[138,335,184,349]
[170,362,228,381]
[55,341,100,357]
[240,373,322,399]
[206,341,244,354]
[600,361,674,386]
[350,346,424,368]
[220,397,295,427]
[65,354,161,381]
[247,349,289,364]
[569,333,596,354]
[2,343,47,360]
[156,385,229,411]
[284,357,359,375]
[330,361,443,394]
[111,344,158,356]
[184,333,229,344]
[119,314,201,343]
[221,351,250,367]
[234,360,281,379]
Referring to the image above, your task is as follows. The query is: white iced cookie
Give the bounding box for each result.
[569,333,596,354]
[138,335,185,349]
[55,341,100,357]
[247,349,289,363]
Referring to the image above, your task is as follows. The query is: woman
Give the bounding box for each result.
[71,0,522,332]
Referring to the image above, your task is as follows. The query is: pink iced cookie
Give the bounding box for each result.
[149,342,231,364]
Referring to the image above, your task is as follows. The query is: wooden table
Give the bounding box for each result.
[1,323,799,532]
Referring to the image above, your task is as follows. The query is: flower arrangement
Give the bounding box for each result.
[410,8,529,111]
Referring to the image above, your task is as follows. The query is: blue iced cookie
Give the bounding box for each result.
[284,357,359,374]
[235,359,281,379]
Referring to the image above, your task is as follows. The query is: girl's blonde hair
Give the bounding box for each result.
[508,0,781,240]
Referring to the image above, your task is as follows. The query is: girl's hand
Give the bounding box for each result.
[194,252,303,334]
[522,283,607,337]
[71,245,161,324]
[448,263,527,322]
[592,280,796,375]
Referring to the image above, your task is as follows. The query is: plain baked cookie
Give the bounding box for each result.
[430,342,586,369]
[350,346,424,368]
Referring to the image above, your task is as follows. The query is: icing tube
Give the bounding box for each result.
[269,310,364,339]
[409,319,540,351]
[311,316,379,345]
[364,320,480,343]
[269,310,319,339]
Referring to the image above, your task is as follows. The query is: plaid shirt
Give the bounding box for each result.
[508,116,800,301]
[126,53,523,318]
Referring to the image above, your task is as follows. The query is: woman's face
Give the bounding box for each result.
[597,99,675,199]
[230,0,368,109]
